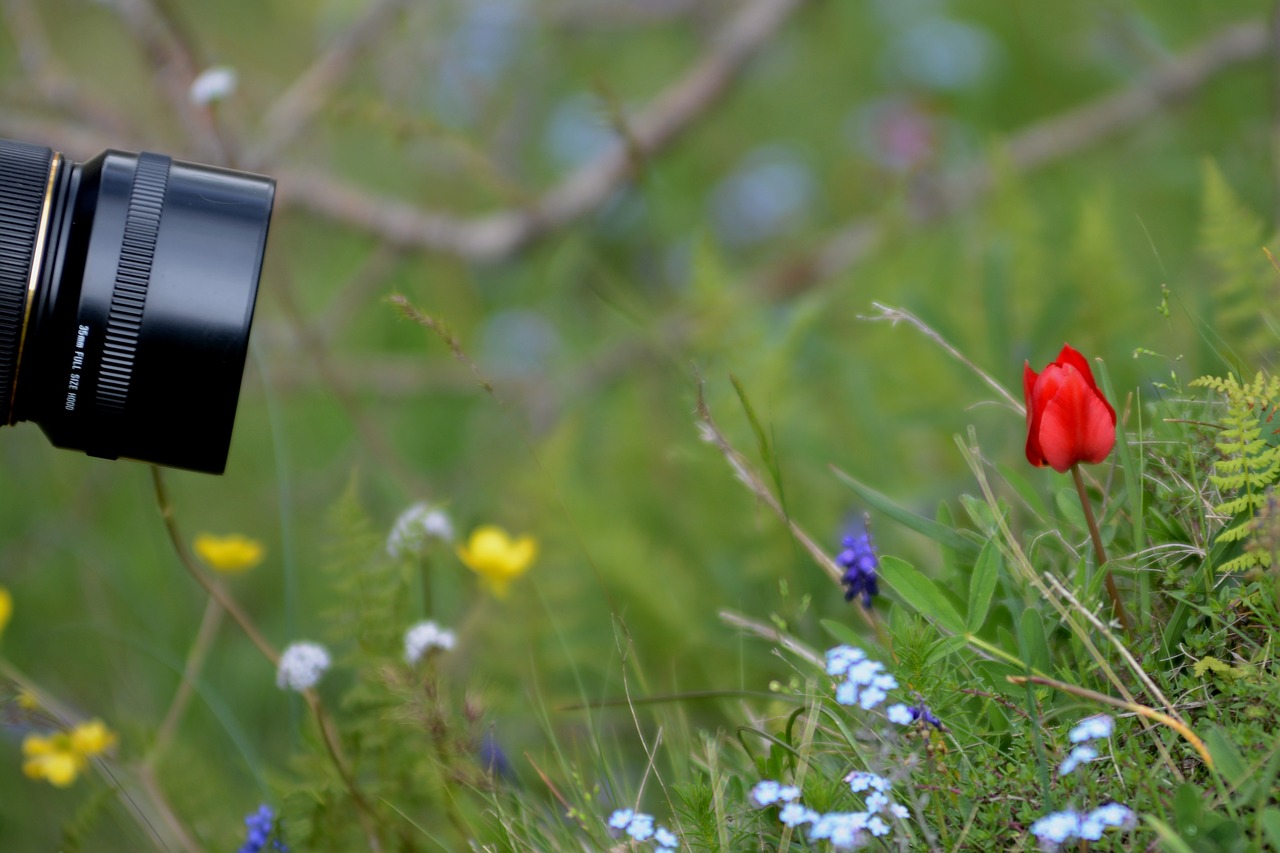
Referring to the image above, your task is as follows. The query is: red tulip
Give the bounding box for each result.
[1023,344,1116,473]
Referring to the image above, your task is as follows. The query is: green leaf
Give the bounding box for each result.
[1171,783,1204,831]
[820,618,867,650]
[1205,726,1249,790]
[937,502,961,578]
[878,556,966,635]
[973,660,1025,697]
[966,540,1002,633]
[1144,816,1196,853]
[994,462,1050,521]
[959,494,998,535]
[1017,608,1051,673]
[925,634,968,667]
[730,374,774,470]
[730,376,790,518]
[831,467,977,556]
[1260,808,1280,850]
[1160,601,1191,662]
[1053,486,1086,529]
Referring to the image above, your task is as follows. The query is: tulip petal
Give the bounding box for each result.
[1053,345,1097,387]
[1035,365,1116,472]
[1024,361,1045,466]
[1025,363,1069,468]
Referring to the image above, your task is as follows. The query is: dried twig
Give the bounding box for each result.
[694,376,888,640]
[718,609,821,667]
[1006,674,1212,771]
[862,303,1024,415]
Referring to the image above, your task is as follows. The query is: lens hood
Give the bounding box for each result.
[0,139,275,474]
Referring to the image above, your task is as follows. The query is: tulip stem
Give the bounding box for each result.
[1070,464,1132,634]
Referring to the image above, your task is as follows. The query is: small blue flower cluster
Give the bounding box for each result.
[1029,803,1136,848]
[1029,714,1135,849]
[837,530,879,608]
[752,772,910,850]
[238,804,287,853]
[826,645,942,732]
[827,645,898,710]
[607,809,679,852]
[1057,713,1113,776]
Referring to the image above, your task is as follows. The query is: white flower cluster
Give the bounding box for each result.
[387,503,454,559]
[606,809,678,852]
[753,772,911,850]
[276,642,331,691]
[403,620,456,664]
[189,67,237,105]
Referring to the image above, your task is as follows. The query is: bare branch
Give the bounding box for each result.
[278,0,809,260]
[99,0,228,161]
[1,0,130,136]
[760,20,1270,296]
[0,114,126,155]
[246,0,412,167]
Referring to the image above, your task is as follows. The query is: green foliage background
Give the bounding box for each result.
[0,0,1278,848]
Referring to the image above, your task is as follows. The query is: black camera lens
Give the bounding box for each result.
[0,139,274,474]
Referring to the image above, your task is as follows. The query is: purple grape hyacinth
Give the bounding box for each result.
[837,528,879,608]
[238,804,287,853]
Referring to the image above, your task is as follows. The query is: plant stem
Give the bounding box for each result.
[148,596,224,765]
[1070,464,1132,634]
[149,466,385,851]
[149,467,280,665]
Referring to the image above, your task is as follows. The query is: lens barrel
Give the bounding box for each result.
[0,139,275,474]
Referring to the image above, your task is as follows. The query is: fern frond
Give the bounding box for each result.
[1195,370,1280,573]
[1199,161,1276,362]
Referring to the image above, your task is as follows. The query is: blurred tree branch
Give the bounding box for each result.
[757,20,1270,298]
[1,0,130,137]
[277,0,809,260]
[3,9,1265,283]
[281,17,1269,271]
[97,0,230,161]
[245,0,411,167]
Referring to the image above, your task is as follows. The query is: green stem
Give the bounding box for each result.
[150,467,384,851]
[147,596,224,765]
[1070,464,1132,635]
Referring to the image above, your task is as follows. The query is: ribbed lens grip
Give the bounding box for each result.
[97,152,170,413]
[0,140,53,420]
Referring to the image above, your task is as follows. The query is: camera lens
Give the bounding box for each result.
[0,139,275,474]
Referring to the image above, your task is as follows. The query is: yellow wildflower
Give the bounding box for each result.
[193,533,265,573]
[22,734,81,787]
[70,719,117,755]
[456,525,537,598]
[22,720,115,788]
[0,586,11,636]
[16,688,39,710]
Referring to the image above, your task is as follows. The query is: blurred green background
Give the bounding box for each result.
[0,0,1276,847]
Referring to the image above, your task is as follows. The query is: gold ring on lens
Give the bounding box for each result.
[8,151,61,423]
